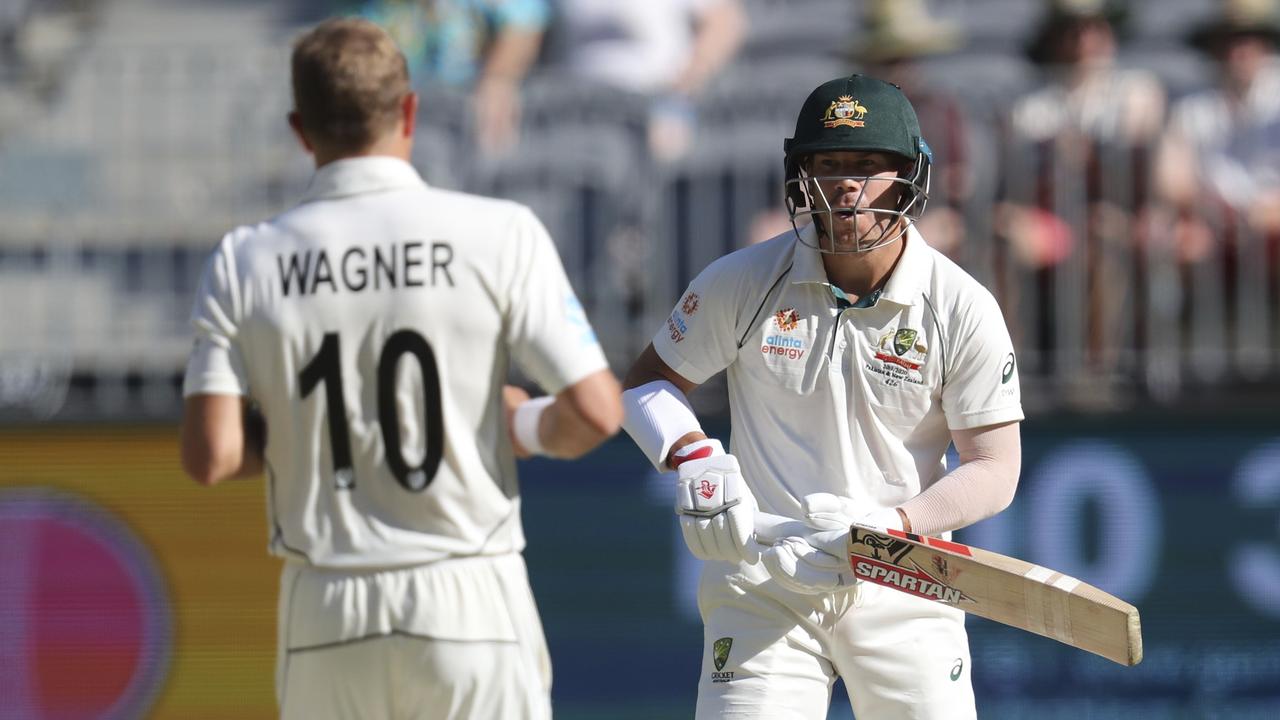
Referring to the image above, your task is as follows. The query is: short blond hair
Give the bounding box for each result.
[291,18,410,153]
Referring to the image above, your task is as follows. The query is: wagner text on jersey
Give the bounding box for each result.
[278,241,455,296]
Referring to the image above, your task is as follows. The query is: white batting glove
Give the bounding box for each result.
[802,493,904,533]
[673,439,763,565]
[759,496,903,595]
[760,528,854,595]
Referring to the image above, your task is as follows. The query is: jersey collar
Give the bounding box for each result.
[301,156,426,203]
[790,223,931,308]
[878,224,931,306]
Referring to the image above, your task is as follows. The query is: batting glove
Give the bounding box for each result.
[760,528,855,595]
[802,493,904,533]
[673,439,763,565]
[758,496,903,595]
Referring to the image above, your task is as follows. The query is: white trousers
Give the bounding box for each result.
[276,553,552,720]
[694,561,975,720]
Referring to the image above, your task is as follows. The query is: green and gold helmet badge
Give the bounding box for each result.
[713,637,733,672]
[893,328,918,356]
[822,95,868,129]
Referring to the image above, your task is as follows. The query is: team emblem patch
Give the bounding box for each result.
[893,328,918,356]
[822,95,867,129]
[681,292,700,316]
[871,328,928,380]
[774,308,800,332]
[713,637,733,671]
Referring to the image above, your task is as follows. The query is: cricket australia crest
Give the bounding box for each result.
[869,327,929,381]
[892,328,919,356]
[823,95,867,128]
[711,637,734,682]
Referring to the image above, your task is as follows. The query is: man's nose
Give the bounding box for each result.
[835,176,862,193]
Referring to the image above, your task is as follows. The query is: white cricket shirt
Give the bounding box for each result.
[184,157,607,568]
[653,224,1023,521]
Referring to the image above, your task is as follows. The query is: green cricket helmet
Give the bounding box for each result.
[784,74,933,253]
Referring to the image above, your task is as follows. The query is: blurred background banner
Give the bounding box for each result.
[0,427,278,719]
[3,0,1280,717]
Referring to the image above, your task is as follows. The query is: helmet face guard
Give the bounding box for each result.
[783,143,932,254]
[782,74,933,254]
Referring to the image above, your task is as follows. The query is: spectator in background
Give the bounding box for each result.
[356,0,549,157]
[552,0,746,162]
[854,0,970,259]
[1013,0,1164,148]
[1000,0,1167,375]
[1156,0,1280,259]
[1004,0,1166,269]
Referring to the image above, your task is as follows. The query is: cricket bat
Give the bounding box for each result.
[755,514,1143,666]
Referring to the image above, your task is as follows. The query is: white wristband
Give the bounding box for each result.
[621,379,703,471]
[513,396,554,456]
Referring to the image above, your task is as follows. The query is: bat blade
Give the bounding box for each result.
[845,524,1143,667]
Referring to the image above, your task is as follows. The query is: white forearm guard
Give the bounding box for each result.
[621,380,703,470]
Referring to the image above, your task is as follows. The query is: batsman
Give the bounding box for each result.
[622,74,1024,718]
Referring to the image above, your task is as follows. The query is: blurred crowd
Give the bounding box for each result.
[2,0,1280,415]
[328,0,1280,269]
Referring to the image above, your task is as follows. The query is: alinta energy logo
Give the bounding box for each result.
[762,308,806,361]
[774,308,799,332]
[0,489,172,719]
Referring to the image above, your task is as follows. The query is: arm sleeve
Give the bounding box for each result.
[651,257,743,385]
[898,421,1022,536]
[183,236,249,398]
[941,289,1024,430]
[505,207,609,394]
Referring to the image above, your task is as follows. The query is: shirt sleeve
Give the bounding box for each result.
[942,288,1024,430]
[651,256,742,385]
[183,235,249,398]
[505,207,609,394]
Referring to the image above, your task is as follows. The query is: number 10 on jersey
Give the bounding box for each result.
[298,330,444,492]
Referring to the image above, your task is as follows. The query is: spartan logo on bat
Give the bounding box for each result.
[849,529,973,605]
[854,530,914,565]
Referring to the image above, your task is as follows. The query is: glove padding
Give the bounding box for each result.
[802,493,861,531]
[803,492,904,534]
[760,529,854,594]
[758,495,904,595]
[674,439,763,564]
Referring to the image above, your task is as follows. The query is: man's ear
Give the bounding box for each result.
[401,93,418,138]
[288,111,314,154]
